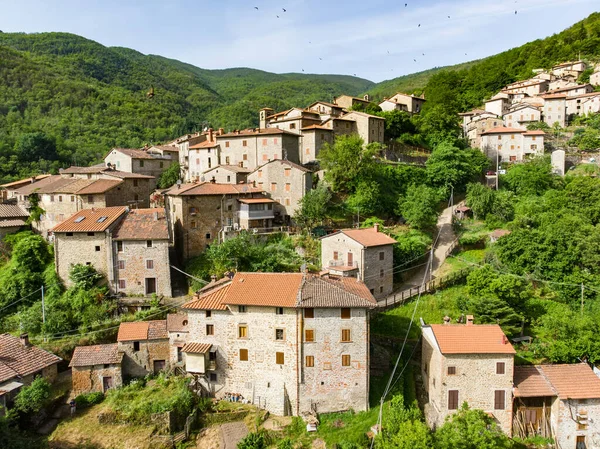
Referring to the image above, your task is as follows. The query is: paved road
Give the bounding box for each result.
[377,204,456,308]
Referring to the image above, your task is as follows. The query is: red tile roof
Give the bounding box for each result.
[69,343,123,367]
[301,125,334,131]
[148,320,168,340]
[539,364,600,399]
[189,141,219,149]
[540,93,568,99]
[112,208,169,240]
[0,205,28,219]
[0,334,62,383]
[204,165,251,174]
[1,174,51,189]
[117,320,168,341]
[52,207,127,233]
[166,313,189,332]
[513,366,556,397]
[182,342,212,354]
[165,182,263,197]
[111,148,155,160]
[481,127,525,135]
[327,226,397,248]
[75,179,123,195]
[238,198,276,204]
[428,324,516,354]
[218,128,300,138]
[182,281,231,311]
[299,275,377,308]
[0,219,27,228]
[550,84,591,93]
[523,130,546,136]
[103,170,154,180]
[225,273,304,308]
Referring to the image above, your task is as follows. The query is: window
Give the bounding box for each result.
[257,170,262,178]
[225,141,230,148]
[274,138,278,145]
[342,354,351,366]
[447,366,456,375]
[379,251,385,261]
[497,144,502,150]
[448,390,459,410]
[133,179,139,187]
[321,133,325,141]
[531,145,538,150]
[95,246,100,252]
[208,158,212,168]
[58,195,62,202]
[50,195,54,202]
[285,183,291,192]
[206,310,212,318]
[88,195,94,204]
[191,220,197,228]
[239,349,248,361]
[118,279,126,289]
[304,329,314,342]
[87,232,95,236]
[210,373,218,382]
[497,135,501,140]
[341,308,351,319]
[243,154,248,161]
[262,139,267,146]
[496,362,505,375]
[532,136,537,141]
[494,390,505,410]
[276,352,284,365]
[238,305,247,313]
[238,325,248,338]
[118,260,125,270]
[263,154,268,161]
[146,260,154,269]
[146,240,152,248]
[139,160,144,168]
[275,328,284,340]
[380,269,384,278]
[270,182,277,192]
[510,145,515,150]
[341,329,351,342]
[205,233,211,239]
[117,241,123,252]
[285,198,291,206]
[306,148,310,154]
[160,162,164,168]
[333,251,339,261]
[242,140,247,147]
[133,341,140,352]
[284,168,291,177]
[276,307,284,315]
[304,308,314,319]
[227,175,231,183]
[71,195,75,202]
[323,362,332,370]
[290,123,296,129]
[305,355,314,367]
[511,134,515,140]
[380,286,384,293]
[206,324,214,335]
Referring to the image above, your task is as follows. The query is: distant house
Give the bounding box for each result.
[379,92,426,114]
[503,105,542,129]
[566,92,600,117]
[540,93,567,127]
[454,206,472,220]
[187,129,221,182]
[337,111,385,144]
[0,333,62,413]
[548,84,594,98]
[202,165,251,185]
[502,79,549,97]
[104,147,176,188]
[421,321,516,435]
[166,313,190,366]
[306,101,345,120]
[298,125,334,164]
[333,94,372,110]
[485,93,512,117]
[480,127,544,163]
[117,321,170,377]
[0,174,51,202]
[551,61,587,78]
[591,69,600,87]
[0,204,28,238]
[69,344,123,394]
[320,224,397,299]
[261,107,322,133]
[458,110,502,148]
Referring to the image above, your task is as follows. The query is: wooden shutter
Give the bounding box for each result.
[341,329,351,342]
[494,390,505,410]
[447,366,456,375]
[342,355,351,366]
[448,390,459,410]
[276,352,285,365]
[496,362,505,374]
[305,356,314,368]
[341,308,351,319]
[304,308,314,319]
[239,349,248,361]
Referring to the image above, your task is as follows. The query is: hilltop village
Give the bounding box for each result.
[2,60,600,449]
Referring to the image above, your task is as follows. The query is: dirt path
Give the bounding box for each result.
[221,421,248,449]
[377,204,456,308]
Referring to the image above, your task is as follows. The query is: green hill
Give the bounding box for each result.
[0,32,373,182]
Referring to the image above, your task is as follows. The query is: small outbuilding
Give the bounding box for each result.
[70,343,123,394]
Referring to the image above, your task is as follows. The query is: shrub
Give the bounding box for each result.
[13,377,51,415]
[74,391,105,408]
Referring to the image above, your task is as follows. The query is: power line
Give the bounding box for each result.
[0,287,43,314]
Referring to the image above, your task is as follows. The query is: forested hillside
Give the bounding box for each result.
[0,32,372,182]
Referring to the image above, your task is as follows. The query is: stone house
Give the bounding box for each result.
[566,92,600,117]
[69,343,123,394]
[306,101,345,120]
[591,70,600,87]
[0,333,61,412]
[541,93,567,127]
[164,181,268,260]
[502,79,549,97]
[480,127,545,163]
[379,92,426,114]
[320,224,396,299]
[338,111,385,144]
[513,363,600,449]
[202,165,251,184]
[549,84,594,98]
[459,110,502,148]
[0,204,28,239]
[261,108,322,133]
[104,148,175,188]
[181,272,377,416]
[549,75,578,92]
[421,322,516,435]
[186,129,222,182]
[551,61,587,78]
[247,159,313,221]
[321,116,358,138]
[299,125,334,164]
[111,208,172,297]
[485,93,512,117]
[333,94,372,110]
[504,105,542,129]
[216,129,300,171]
[0,174,52,202]
[117,320,170,378]
[174,132,210,182]
[167,313,190,366]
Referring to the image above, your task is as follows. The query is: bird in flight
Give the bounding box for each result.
[515,10,517,14]
[414,59,417,62]
[422,53,425,56]
[283,8,286,12]
[319,58,323,60]
[418,24,421,27]
[254,6,258,9]
[277,15,280,18]
[405,3,407,6]
[447,15,450,18]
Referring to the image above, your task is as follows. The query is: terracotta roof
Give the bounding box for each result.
[538,364,600,399]
[0,204,28,219]
[103,170,154,180]
[33,177,90,194]
[166,313,189,332]
[0,334,62,383]
[505,79,547,88]
[204,165,252,174]
[428,324,516,354]
[60,165,107,174]
[253,159,312,174]
[110,148,155,160]
[224,272,304,308]
[238,198,276,204]
[523,130,545,136]
[75,179,123,195]
[183,281,231,311]
[458,109,488,116]
[327,226,397,248]
[0,219,26,228]
[456,206,471,212]
[308,101,344,109]
[550,84,591,93]
[69,343,123,367]
[13,175,62,195]
[218,128,300,138]
[117,320,168,341]
[52,207,127,233]
[342,111,385,120]
[552,61,585,69]
[490,229,511,239]
[481,127,525,135]
[182,342,212,354]
[540,93,567,99]
[190,140,219,149]
[166,182,263,197]
[301,125,334,131]
[299,276,377,308]
[572,91,600,99]
[151,145,179,153]
[112,208,169,240]
[513,366,556,397]
[1,174,51,189]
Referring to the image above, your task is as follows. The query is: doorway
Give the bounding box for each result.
[102,376,113,392]
[145,278,157,295]
[347,252,353,266]
[153,360,166,373]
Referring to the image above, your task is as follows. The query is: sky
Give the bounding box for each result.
[0,0,598,83]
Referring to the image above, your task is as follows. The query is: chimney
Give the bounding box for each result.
[20,333,30,347]
[443,316,451,325]
[466,315,474,326]
[364,94,371,102]
[211,275,217,283]
[153,211,159,221]
[374,223,380,233]
[210,176,216,184]
[208,128,214,143]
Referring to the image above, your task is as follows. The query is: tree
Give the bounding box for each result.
[157,162,180,189]
[26,193,44,225]
[503,157,555,196]
[13,132,58,162]
[346,180,381,217]
[397,185,440,230]
[293,185,332,231]
[13,377,51,415]
[69,263,103,289]
[434,404,512,449]
[375,110,416,141]
[465,183,496,219]
[378,395,433,449]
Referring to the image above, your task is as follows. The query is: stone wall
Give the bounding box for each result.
[554,398,600,449]
[217,134,300,171]
[363,246,394,299]
[118,339,171,378]
[71,364,123,394]
[299,129,333,164]
[54,232,111,287]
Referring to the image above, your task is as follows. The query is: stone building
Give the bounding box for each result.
[485,93,512,117]
[1,174,52,202]
[52,207,172,296]
[0,204,28,239]
[421,321,516,435]
[503,105,542,130]
[261,108,322,133]
[186,129,223,182]
[202,165,251,184]
[112,208,172,297]
[551,61,587,78]
[591,69,600,87]
[247,160,313,221]
[320,224,396,299]
[333,94,372,110]
[69,343,123,394]
[117,321,170,378]
[480,127,545,163]
[513,363,600,449]
[0,333,61,412]
[181,272,377,416]
[549,84,594,98]
[216,129,300,171]
[566,92,600,117]
[164,182,268,260]
[502,79,549,97]
[306,101,345,120]
[540,93,567,127]
[336,111,385,144]
[298,125,334,164]
[167,313,190,366]
[459,110,502,148]
[104,147,175,188]
[379,92,426,114]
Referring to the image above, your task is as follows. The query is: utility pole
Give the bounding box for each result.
[581,283,585,315]
[41,284,45,325]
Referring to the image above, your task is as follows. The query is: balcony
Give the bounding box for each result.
[238,199,276,221]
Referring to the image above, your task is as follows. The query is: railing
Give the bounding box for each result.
[222,226,296,240]
[238,210,276,220]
